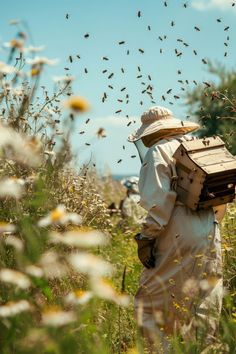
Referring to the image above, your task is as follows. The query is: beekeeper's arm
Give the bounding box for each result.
[139,145,177,239]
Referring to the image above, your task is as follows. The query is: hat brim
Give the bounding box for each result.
[128,118,200,142]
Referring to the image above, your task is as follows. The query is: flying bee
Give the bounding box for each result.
[108,73,114,79]
[137,10,141,17]
[69,55,73,63]
[193,50,197,55]
[115,109,122,114]
[202,58,208,64]
[139,48,144,54]
[224,26,229,31]
[119,41,125,45]
[85,118,90,124]
[84,33,90,38]
[103,56,109,60]
[66,13,69,19]
[194,26,200,31]
[117,159,122,163]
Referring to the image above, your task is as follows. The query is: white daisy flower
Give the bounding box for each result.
[26,56,58,66]
[38,205,82,227]
[0,269,31,289]
[41,308,76,327]
[64,290,93,305]
[68,252,113,277]
[49,230,108,248]
[0,300,31,317]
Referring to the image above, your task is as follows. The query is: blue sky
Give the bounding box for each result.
[1,0,236,175]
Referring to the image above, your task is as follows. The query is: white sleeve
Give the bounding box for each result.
[138,146,177,239]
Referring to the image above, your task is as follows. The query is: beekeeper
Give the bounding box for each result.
[120,176,146,224]
[128,106,224,352]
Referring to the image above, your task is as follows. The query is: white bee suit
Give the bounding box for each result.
[134,136,223,348]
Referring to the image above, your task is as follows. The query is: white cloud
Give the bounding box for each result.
[192,0,234,11]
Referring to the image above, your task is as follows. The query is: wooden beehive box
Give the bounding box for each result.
[173,136,236,210]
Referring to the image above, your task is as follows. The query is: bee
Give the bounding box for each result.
[224,52,228,57]
[193,50,197,55]
[164,1,167,7]
[217,18,221,23]
[119,41,125,45]
[117,99,123,103]
[102,69,107,73]
[167,89,172,94]
[64,67,70,70]
[84,33,90,38]
[79,131,85,134]
[137,75,142,79]
[160,48,163,54]
[123,145,125,150]
[177,70,182,75]
[117,159,122,163]
[224,26,229,31]
[103,56,109,60]
[139,48,144,54]
[193,80,197,85]
[84,68,88,74]
[127,121,132,126]
[177,38,183,42]
[66,13,69,19]
[115,109,122,114]
[108,85,113,89]
[202,58,208,64]
[121,87,126,91]
[108,73,114,79]
[183,42,189,47]
[131,155,136,158]
[121,68,125,73]
[158,36,163,41]
[127,50,130,55]
[203,82,211,87]
[177,52,183,57]
[171,21,175,26]
[183,2,188,8]
[85,143,91,146]
[137,10,141,18]
[162,95,166,101]
[148,25,151,31]
[76,54,81,59]
[194,26,200,31]
[85,118,90,124]
[69,55,73,63]
[174,95,180,99]
[148,75,152,80]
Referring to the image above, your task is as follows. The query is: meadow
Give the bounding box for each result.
[0,27,235,354]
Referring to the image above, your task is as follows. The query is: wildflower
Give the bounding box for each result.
[0,123,41,166]
[4,39,24,51]
[49,230,108,248]
[38,205,82,227]
[0,269,31,289]
[41,308,76,327]
[30,68,41,76]
[0,177,25,199]
[26,56,58,66]
[39,251,67,279]
[68,252,113,277]
[0,300,31,317]
[0,221,16,233]
[182,277,199,297]
[25,265,44,278]
[63,95,90,113]
[90,277,130,306]
[27,45,45,53]
[53,75,75,83]
[5,235,23,251]
[0,61,17,74]
[9,19,21,25]
[64,290,93,305]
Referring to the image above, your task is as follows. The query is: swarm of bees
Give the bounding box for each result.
[63,2,231,165]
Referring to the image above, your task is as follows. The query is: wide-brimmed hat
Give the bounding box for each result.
[128,106,200,142]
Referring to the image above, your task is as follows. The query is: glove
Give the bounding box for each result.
[134,233,156,269]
